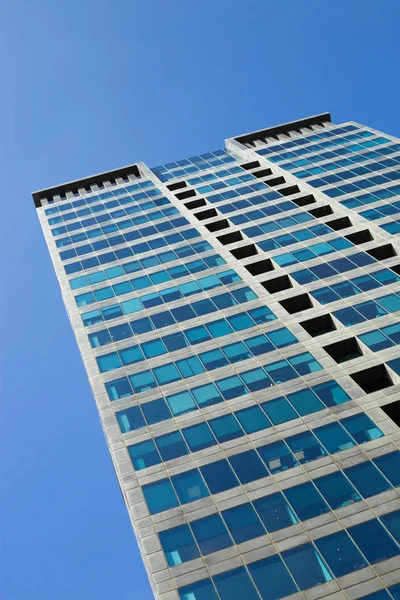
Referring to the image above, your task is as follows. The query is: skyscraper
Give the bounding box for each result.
[33,113,400,600]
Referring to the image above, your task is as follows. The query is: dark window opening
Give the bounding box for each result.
[390,264,400,276]
[367,244,397,261]
[230,244,258,259]
[293,194,316,207]
[280,293,313,314]
[218,231,243,245]
[346,230,373,245]
[301,314,336,337]
[167,181,187,191]
[381,401,400,428]
[326,216,352,231]
[280,185,301,197]
[206,219,230,233]
[308,205,333,218]
[350,364,393,394]
[265,176,286,187]
[176,189,196,200]
[185,198,206,210]
[324,337,363,363]
[245,259,274,276]
[262,275,292,293]
[241,161,260,171]
[195,208,218,221]
[253,168,273,179]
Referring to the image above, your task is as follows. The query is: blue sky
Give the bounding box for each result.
[1,1,400,598]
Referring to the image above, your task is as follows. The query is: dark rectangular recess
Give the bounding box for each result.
[390,264,400,276]
[280,293,313,314]
[195,208,218,221]
[381,401,400,427]
[265,176,286,187]
[345,230,373,245]
[241,161,260,170]
[308,205,333,218]
[300,314,336,337]
[245,259,274,276]
[206,219,230,233]
[324,337,363,363]
[167,181,187,191]
[253,168,273,179]
[326,216,352,231]
[176,189,197,200]
[185,198,206,210]
[235,113,331,145]
[367,244,397,261]
[230,244,258,259]
[293,194,316,207]
[262,275,292,293]
[280,185,300,197]
[217,231,243,245]
[350,364,393,394]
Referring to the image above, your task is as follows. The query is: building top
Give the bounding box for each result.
[32,113,330,207]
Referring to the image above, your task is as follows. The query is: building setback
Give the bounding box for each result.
[33,114,400,600]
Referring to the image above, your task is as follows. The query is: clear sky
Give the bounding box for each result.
[1,1,399,599]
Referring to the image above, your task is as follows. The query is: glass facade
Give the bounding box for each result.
[34,114,400,600]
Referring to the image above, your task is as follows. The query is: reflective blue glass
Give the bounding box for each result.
[261,396,297,425]
[235,405,271,434]
[248,554,298,600]
[155,431,188,462]
[287,388,324,415]
[345,461,391,498]
[213,567,259,600]
[116,406,145,433]
[200,459,239,494]
[341,413,383,443]
[381,510,400,543]
[159,524,199,566]
[314,471,361,509]
[374,452,400,487]
[179,579,218,600]
[210,414,243,443]
[314,422,355,454]
[258,440,297,473]
[166,390,197,416]
[191,513,232,555]
[171,469,210,504]
[254,492,298,532]
[282,543,333,590]
[285,482,330,521]
[286,431,326,464]
[192,383,223,408]
[222,503,265,544]
[229,450,269,484]
[142,479,179,514]
[183,423,216,452]
[315,530,367,577]
[349,519,400,563]
[142,398,172,425]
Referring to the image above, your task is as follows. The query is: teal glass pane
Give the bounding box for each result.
[315,530,367,577]
[142,398,172,425]
[253,492,298,532]
[119,345,143,365]
[192,383,223,408]
[235,406,271,434]
[314,471,361,509]
[286,431,326,464]
[380,510,400,543]
[105,377,132,400]
[348,519,400,563]
[183,423,216,452]
[142,479,179,514]
[285,481,330,521]
[248,554,298,600]
[359,330,393,352]
[200,459,239,494]
[314,422,355,454]
[261,397,297,425]
[166,391,196,416]
[179,579,218,600]
[282,543,333,590]
[171,469,210,504]
[341,413,383,443]
[159,524,199,566]
[258,440,297,473]
[268,327,297,348]
[289,352,322,375]
[153,363,181,385]
[200,348,228,370]
[213,566,259,600]
[222,503,265,544]
[313,381,351,407]
[191,513,232,555]
[128,439,160,470]
[97,352,122,373]
[374,451,400,487]
[222,342,252,363]
[245,334,274,356]
[156,431,189,462]
[129,370,156,393]
[345,461,391,498]
[241,368,272,391]
[229,450,268,484]
[287,388,324,416]
[210,414,243,443]
[116,406,145,433]
[216,375,248,400]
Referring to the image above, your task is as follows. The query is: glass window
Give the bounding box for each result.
[128,439,160,470]
[261,397,298,425]
[314,422,355,454]
[245,334,274,356]
[286,431,326,464]
[227,313,254,331]
[200,348,229,370]
[129,370,156,393]
[253,492,298,532]
[341,413,383,443]
[116,406,145,433]
[222,503,265,544]
[153,363,181,385]
[89,329,112,348]
[381,510,400,543]
[179,579,218,600]
[285,482,330,521]
[191,513,232,555]
[192,383,223,408]
[258,440,297,473]
[119,345,144,366]
[314,471,361,509]
[171,469,209,504]
[183,423,216,452]
[206,318,234,338]
[141,339,167,359]
[200,459,239,494]
[213,567,259,600]
[229,450,269,484]
[313,380,351,407]
[315,530,367,577]
[345,461,391,498]
[287,388,324,416]
[109,323,132,342]
[155,431,188,462]
[216,375,248,400]
[348,519,400,563]
[235,405,271,434]
[210,414,243,443]
[130,316,153,335]
[268,327,298,348]
[389,583,400,600]
[248,554,298,600]
[241,368,272,391]
[159,524,199,566]
[289,352,322,375]
[359,330,393,352]
[176,356,204,378]
[106,377,132,401]
[185,325,211,345]
[374,451,400,487]
[265,359,297,384]
[142,478,179,514]
[166,390,196,417]
[282,543,332,590]
[248,305,276,324]
[223,341,252,363]
[142,398,172,425]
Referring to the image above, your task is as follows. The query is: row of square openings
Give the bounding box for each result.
[238,121,330,149]
[39,172,139,205]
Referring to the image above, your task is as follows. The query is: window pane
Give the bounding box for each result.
[314,422,355,454]
[285,482,330,521]
[183,423,216,452]
[155,431,189,462]
[192,383,223,408]
[261,397,298,425]
[253,492,298,532]
[171,469,209,504]
[348,519,400,563]
[128,439,160,470]
[282,543,333,590]
[229,450,268,484]
[315,530,367,577]
[159,524,199,566]
[374,451,400,487]
[345,461,391,498]
[166,390,197,417]
[235,406,271,434]
[191,513,232,555]
[287,388,324,416]
[314,471,361,509]
[248,554,298,600]
[116,406,145,433]
[142,479,179,514]
[213,567,259,600]
[341,413,383,443]
[141,398,172,425]
[222,503,265,544]
[200,459,239,494]
[210,414,243,443]
[286,431,326,464]
[381,510,400,543]
[179,579,218,600]
[258,440,297,473]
